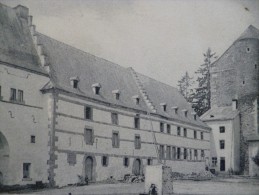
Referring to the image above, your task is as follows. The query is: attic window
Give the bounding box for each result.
[70,77,79,89]
[192,113,197,120]
[112,90,120,100]
[172,107,178,114]
[160,103,167,112]
[132,95,140,105]
[182,109,188,117]
[92,83,101,95]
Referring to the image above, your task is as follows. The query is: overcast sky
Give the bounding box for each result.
[1,0,259,87]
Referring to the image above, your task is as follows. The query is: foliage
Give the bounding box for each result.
[177,71,194,102]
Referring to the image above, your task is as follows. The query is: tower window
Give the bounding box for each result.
[31,135,35,143]
[246,47,250,52]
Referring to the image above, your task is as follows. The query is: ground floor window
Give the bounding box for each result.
[102,156,108,167]
[147,158,153,165]
[212,157,217,167]
[23,163,31,179]
[177,148,181,159]
[124,157,129,167]
[184,148,187,159]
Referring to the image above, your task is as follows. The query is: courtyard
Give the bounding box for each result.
[4,177,259,195]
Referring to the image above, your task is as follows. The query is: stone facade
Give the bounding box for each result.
[0,3,211,187]
[203,25,259,175]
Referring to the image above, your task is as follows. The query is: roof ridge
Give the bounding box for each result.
[36,32,128,70]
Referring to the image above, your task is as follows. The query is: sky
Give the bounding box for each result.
[1,0,259,87]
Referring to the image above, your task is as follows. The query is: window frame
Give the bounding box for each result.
[112,131,120,148]
[23,163,31,179]
[111,112,119,125]
[219,140,225,149]
[84,106,93,120]
[167,124,171,134]
[160,145,165,159]
[30,135,35,143]
[194,130,197,139]
[201,132,204,140]
[123,157,129,167]
[183,128,187,137]
[219,126,225,133]
[147,158,153,165]
[160,122,164,132]
[84,127,94,145]
[184,148,187,160]
[134,116,140,129]
[17,89,24,103]
[10,88,16,101]
[134,134,141,149]
[102,156,108,167]
[177,127,181,136]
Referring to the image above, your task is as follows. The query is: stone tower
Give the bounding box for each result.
[210,25,259,174]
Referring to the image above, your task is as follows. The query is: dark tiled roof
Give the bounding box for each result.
[0,3,47,75]
[237,25,259,41]
[201,106,239,121]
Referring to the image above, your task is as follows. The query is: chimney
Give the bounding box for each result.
[14,5,29,19]
[232,99,238,110]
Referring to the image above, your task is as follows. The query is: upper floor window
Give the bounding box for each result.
[201,132,204,140]
[183,128,187,137]
[84,128,93,145]
[189,149,192,160]
[112,131,119,148]
[111,113,118,125]
[167,124,171,134]
[219,140,225,149]
[177,147,181,159]
[10,88,16,101]
[172,147,176,159]
[160,145,165,159]
[184,148,187,160]
[166,146,171,160]
[194,149,198,160]
[201,150,205,160]
[194,130,197,139]
[18,90,24,102]
[134,116,140,129]
[177,127,181,136]
[30,135,35,143]
[84,106,93,120]
[219,126,225,133]
[160,122,164,132]
[135,135,141,149]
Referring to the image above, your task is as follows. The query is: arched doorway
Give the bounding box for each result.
[0,132,10,186]
[84,155,96,181]
[132,158,142,176]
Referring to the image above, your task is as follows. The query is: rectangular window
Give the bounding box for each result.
[84,128,93,145]
[160,145,164,159]
[160,122,164,132]
[30,135,35,143]
[134,117,140,129]
[177,127,181,136]
[201,150,205,160]
[18,90,24,102]
[219,126,225,133]
[84,106,92,120]
[135,135,141,149]
[177,148,181,159]
[102,156,108,167]
[123,157,129,167]
[220,140,225,149]
[167,124,171,134]
[189,149,192,160]
[194,131,197,139]
[0,85,2,99]
[166,146,171,160]
[184,148,187,160]
[111,113,118,125]
[212,157,217,167]
[194,149,198,160]
[112,132,119,148]
[172,147,176,159]
[23,163,31,178]
[10,88,16,101]
[67,152,76,165]
[184,128,187,137]
[147,158,152,165]
[201,132,204,140]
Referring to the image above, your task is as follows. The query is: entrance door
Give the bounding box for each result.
[85,157,93,180]
[220,157,225,171]
[133,159,141,175]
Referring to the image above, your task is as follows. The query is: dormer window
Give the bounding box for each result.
[92,83,101,95]
[112,90,120,100]
[132,95,140,105]
[172,107,178,114]
[191,113,197,120]
[182,109,188,117]
[160,103,167,112]
[70,77,79,89]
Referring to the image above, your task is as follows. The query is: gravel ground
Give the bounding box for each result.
[4,178,259,195]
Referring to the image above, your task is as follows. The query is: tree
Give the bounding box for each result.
[191,48,217,116]
[177,71,194,102]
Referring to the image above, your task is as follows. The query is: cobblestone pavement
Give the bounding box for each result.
[5,178,259,195]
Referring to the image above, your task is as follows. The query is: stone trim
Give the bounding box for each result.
[56,112,210,142]
[0,99,43,109]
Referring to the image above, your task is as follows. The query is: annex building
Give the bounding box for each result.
[201,25,259,176]
[0,4,210,187]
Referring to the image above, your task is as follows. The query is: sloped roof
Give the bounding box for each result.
[237,25,259,41]
[36,33,149,111]
[136,73,208,127]
[201,106,239,121]
[0,3,47,75]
